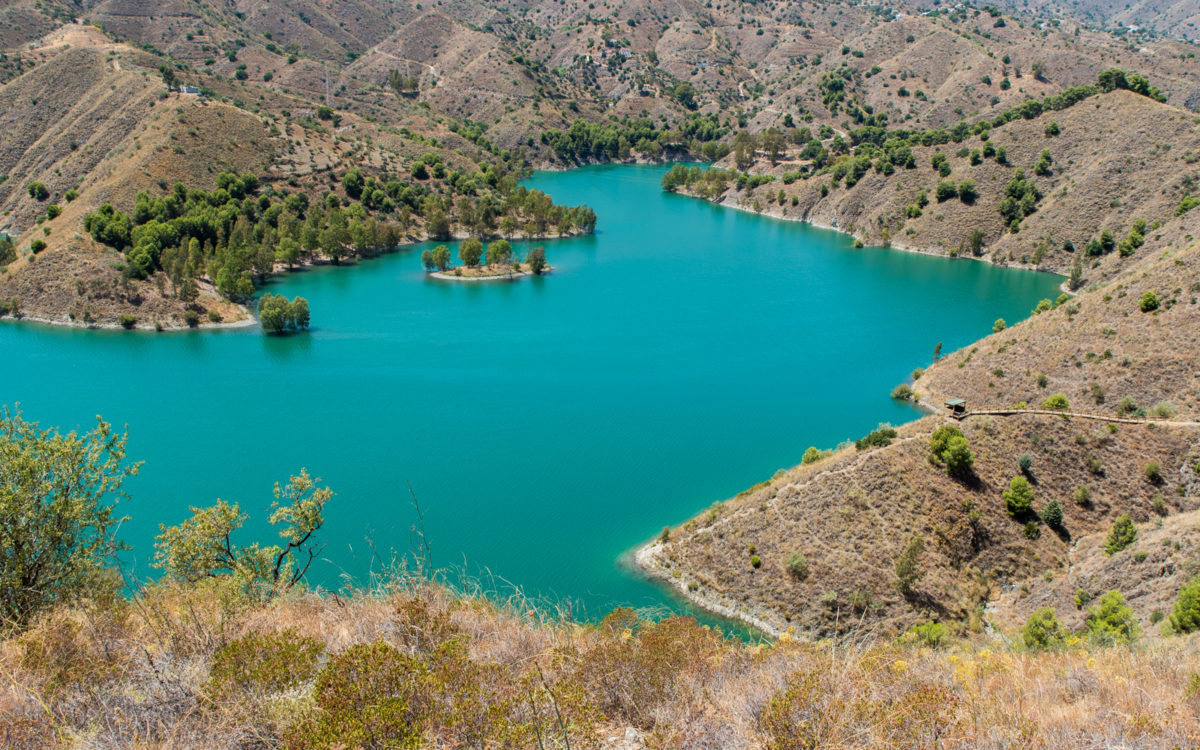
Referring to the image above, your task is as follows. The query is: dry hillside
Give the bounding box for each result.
[2,578,1199,749]
[698,89,1200,275]
[1007,0,1200,43]
[990,507,1200,636]
[642,412,1200,638]
[917,221,1200,420]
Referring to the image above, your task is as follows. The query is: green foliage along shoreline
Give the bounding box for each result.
[82,169,596,308]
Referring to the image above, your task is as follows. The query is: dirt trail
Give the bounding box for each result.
[961,408,1200,428]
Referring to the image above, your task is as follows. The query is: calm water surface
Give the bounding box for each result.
[2,164,1062,621]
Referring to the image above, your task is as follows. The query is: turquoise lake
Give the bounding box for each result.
[2,164,1063,621]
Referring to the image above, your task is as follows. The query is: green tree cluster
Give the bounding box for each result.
[83,167,595,298]
[543,114,728,163]
[998,169,1041,232]
[257,293,310,334]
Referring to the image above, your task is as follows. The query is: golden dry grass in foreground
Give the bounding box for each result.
[2,579,1199,749]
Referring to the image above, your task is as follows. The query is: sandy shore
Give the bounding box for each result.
[428,267,553,282]
[633,541,783,637]
[694,189,1067,281]
[429,270,533,281]
[2,311,256,332]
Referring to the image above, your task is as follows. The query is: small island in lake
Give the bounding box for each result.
[423,239,551,281]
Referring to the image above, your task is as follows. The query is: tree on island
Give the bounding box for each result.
[486,239,512,267]
[258,293,310,334]
[459,238,483,268]
[527,246,547,275]
[432,244,451,271]
[423,245,452,272]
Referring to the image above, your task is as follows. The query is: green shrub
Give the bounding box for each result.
[1018,454,1033,473]
[1150,402,1177,418]
[1003,476,1034,516]
[1144,460,1161,483]
[893,536,925,597]
[750,555,762,569]
[1074,589,1091,609]
[1023,522,1040,539]
[1021,607,1067,650]
[929,425,974,477]
[207,628,324,700]
[935,181,958,202]
[1169,576,1200,634]
[284,640,424,749]
[905,621,947,648]
[993,318,1006,333]
[786,552,809,581]
[801,446,827,464]
[183,310,200,327]
[1116,396,1141,417]
[46,204,61,220]
[1041,498,1063,528]
[27,181,49,201]
[1040,393,1069,411]
[30,239,47,254]
[0,409,134,629]
[855,424,897,451]
[1086,590,1141,644]
[1138,291,1159,312]
[891,384,914,401]
[1103,514,1137,556]
[117,313,136,329]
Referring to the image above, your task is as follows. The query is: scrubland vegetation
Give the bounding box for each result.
[4,407,1200,749]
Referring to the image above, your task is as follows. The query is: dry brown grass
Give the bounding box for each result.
[2,577,1199,749]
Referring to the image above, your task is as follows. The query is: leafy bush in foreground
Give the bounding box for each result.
[0,408,134,630]
[207,628,324,700]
